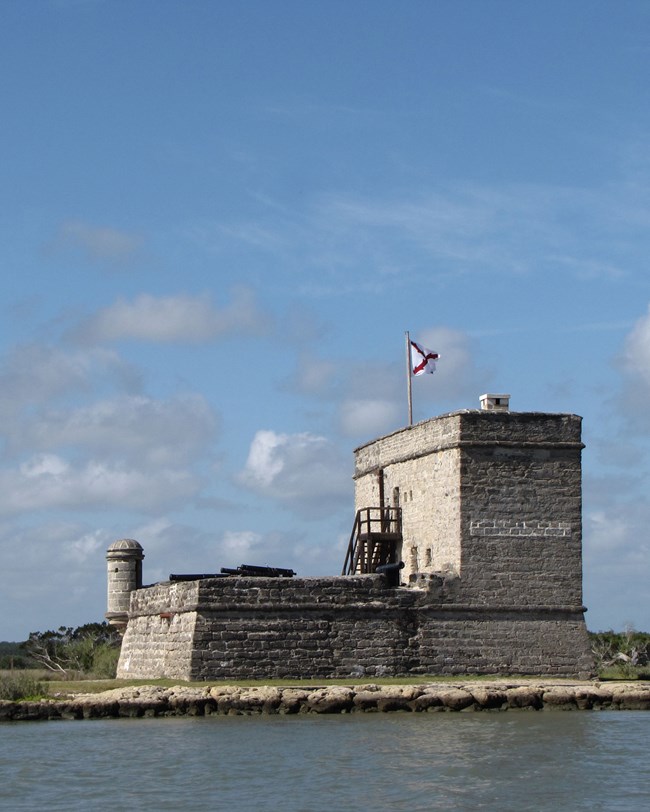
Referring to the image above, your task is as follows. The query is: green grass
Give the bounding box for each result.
[0,673,49,701]
[42,673,584,695]
[7,668,647,698]
[597,666,650,681]
[0,669,52,679]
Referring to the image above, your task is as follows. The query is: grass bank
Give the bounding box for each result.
[3,670,648,700]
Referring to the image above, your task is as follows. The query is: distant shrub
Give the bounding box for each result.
[590,629,650,679]
[0,641,38,670]
[90,643,121,678]
[0,655,34,670]
[22,622,122,679]
[0,673,48,701]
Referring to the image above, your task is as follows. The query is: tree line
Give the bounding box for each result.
[1,625,649,680]
[1,623,121,678]
[588,629,650,678]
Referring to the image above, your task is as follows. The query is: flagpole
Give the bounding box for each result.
[405,330,413,426]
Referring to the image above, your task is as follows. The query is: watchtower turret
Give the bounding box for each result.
[105,538,144,632]
[353,398,585,608]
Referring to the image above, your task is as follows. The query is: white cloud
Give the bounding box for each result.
[621,303,650,385]
[611,302,650,432]
[73,288,268,344]
[417,326,491,402]
[0,343,139,419]
[216,528,340,574]
[548,254,625,281]
[118,521,330,582]
[0,457,201,516]
[11,393,217,465]
[0,519,120,637]
[582,482,650,631]
[221,530,264,558]
[289,354,338,396]
[339,398,401,438]
[62,528,109,563]
[51,219,143,265]
[122,518,218,582]
[584,509,630,553]
[281,327,491,439]
[21,453,69,478]
[0,334,219,532]
[311,183,642,286]
[215,222,287,252]
[238,429,350,518]
[241,430,287,487]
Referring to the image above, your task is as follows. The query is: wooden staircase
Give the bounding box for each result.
[342,506,403,575]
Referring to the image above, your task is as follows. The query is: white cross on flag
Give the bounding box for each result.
[410,340,439,376]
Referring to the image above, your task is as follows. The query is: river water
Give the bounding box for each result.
[1,712,648,811]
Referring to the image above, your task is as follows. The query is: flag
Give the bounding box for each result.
[410,340,439,376]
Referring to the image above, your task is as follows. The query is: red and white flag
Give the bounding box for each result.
[410,340,439,376]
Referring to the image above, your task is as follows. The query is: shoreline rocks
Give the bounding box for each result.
[1,680,649,721]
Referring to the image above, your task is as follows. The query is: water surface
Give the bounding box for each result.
[1,712,648,811]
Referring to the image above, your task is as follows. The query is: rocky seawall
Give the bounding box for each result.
[1,681,650,721]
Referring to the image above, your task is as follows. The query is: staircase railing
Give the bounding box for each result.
[342,506,402,575]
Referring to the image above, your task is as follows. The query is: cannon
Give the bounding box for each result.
[375,561,405,587]
[220,564,296,578]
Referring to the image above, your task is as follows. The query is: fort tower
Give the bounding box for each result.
[352,397,584,612]
[105,538,144,633]
[109,398,593,680]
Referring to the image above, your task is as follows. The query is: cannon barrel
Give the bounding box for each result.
[220,564,296,578]
[375,561,405,587]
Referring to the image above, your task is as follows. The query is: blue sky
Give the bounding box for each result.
[1,0,650,640]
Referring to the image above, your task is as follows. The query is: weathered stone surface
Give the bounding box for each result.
[579,687,614,708]
[306,687,354,714]
[468,687,507,709]
[541,688,578,709]
[2,681,649,721]
[438,688,475,711]
[505,686,544,710]
[352,687,381,711]
[116,575,594,680]
[166,687,212,716]
[374,686,419,712]
[107,410,593,680]
[113,410,594,682]
[278,688,310,714]
[409,688,444,711]
[609,685,650,710]
[354,411,584,595]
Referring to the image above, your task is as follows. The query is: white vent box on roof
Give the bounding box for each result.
[480,393,511,412]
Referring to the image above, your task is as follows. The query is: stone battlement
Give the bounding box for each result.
[110,403,595,681]
[117,574,592,680]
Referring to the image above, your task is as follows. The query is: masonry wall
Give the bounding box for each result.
[116,409,593,681]
[354,416,463,579]
[355,448,462,577]
[117,575,595,680]
[353,411,585,602]
[117,582,199,680]
[415,611,593,676]
[459,444,583,606]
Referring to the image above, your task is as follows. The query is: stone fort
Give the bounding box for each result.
[106,395,594,680]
